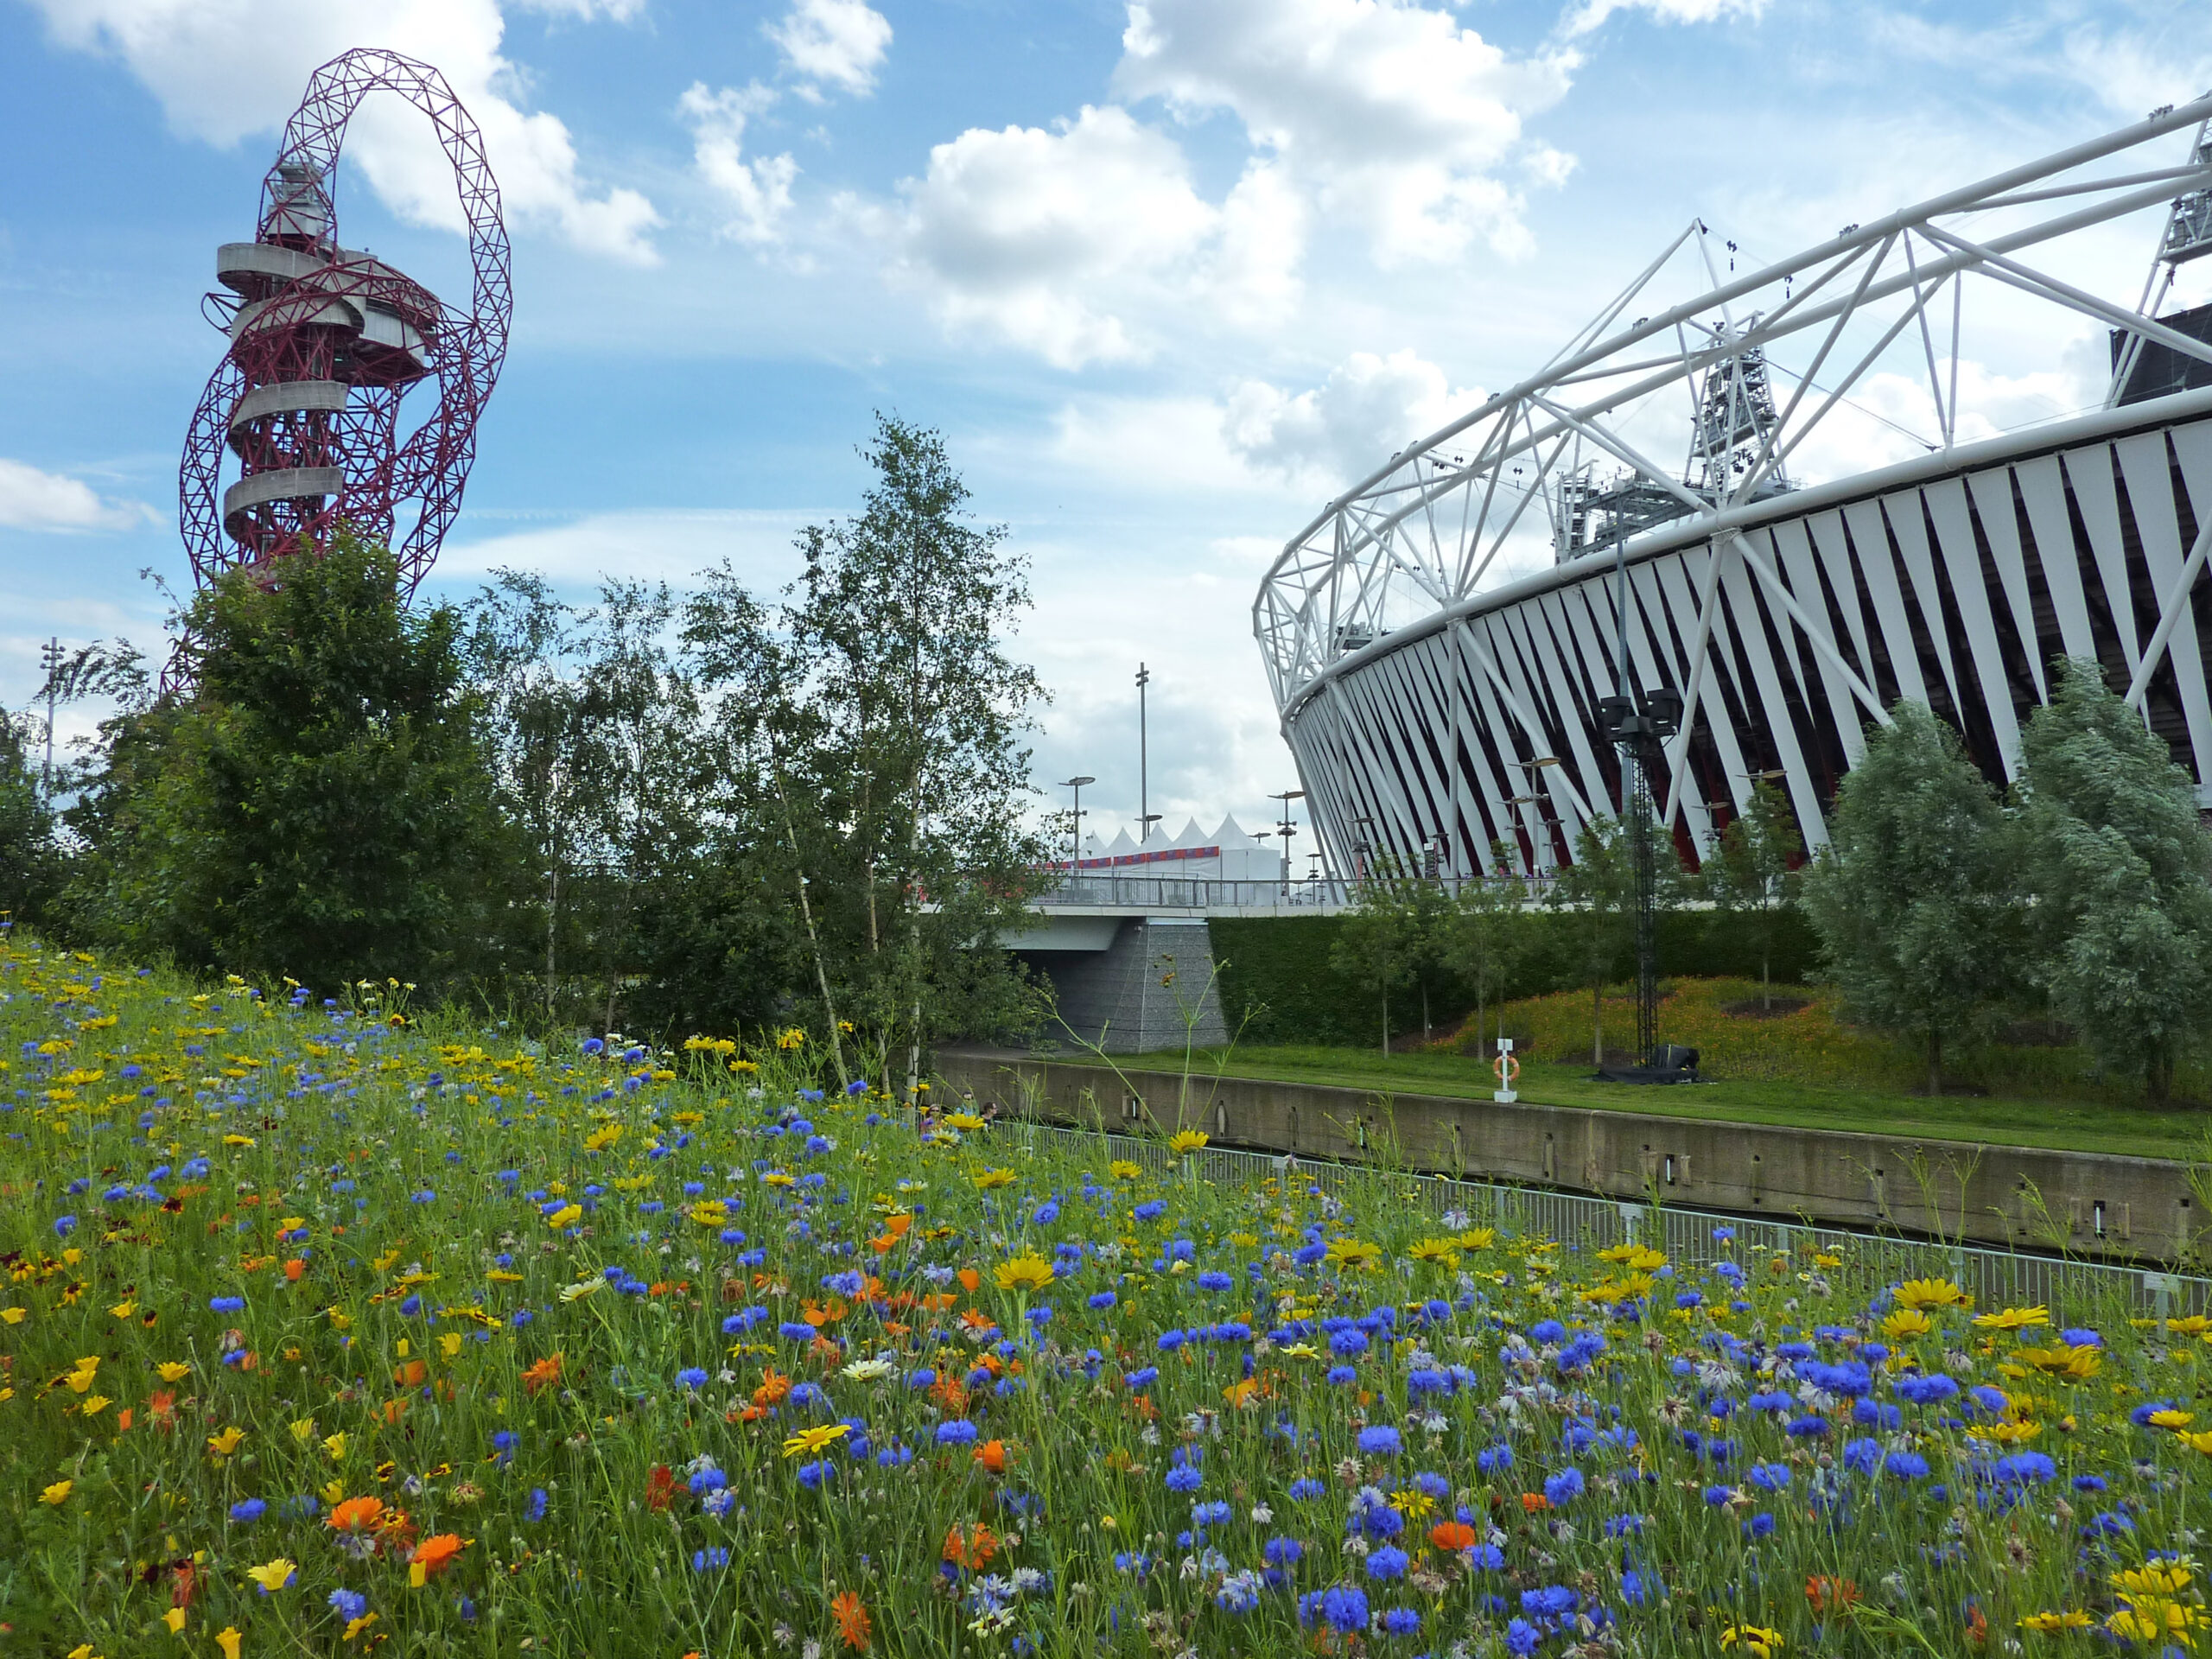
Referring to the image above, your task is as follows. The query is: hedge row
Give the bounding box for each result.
[1207,906,1821,1048]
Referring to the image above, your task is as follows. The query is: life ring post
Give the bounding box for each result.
[1491,1036,1520,1104]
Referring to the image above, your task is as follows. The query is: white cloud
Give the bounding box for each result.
[679,82,799,245]
[435,507,827,587]
[1561,0,1768,38]
[1782,359,2097,489]
[1045,395,1277,495]
[0,459,149,533]
[1224,350,1485,493]
[1116,0,1578,266]
[510,0,650,18]
[25,0,660,263]
[766,0,893,102]
[887,105,1223,368]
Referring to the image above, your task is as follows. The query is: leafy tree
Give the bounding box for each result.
[1702,779,1803,1008]
[76,532,514,992]
[568,579,712,1036]
[1442,840,1531,1060]
[464,571,591,1023]
[2014,658,2212,1102]
[1802,701,2024,1095]
[1330,864,1422,1058]
[683,414,1052,1093]
[1547,814,1637,1065]
[0,711,61,926]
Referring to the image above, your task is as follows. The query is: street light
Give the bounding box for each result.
[1135,664,1152,842]
[1269,788,1304,883]
[38,636,62,800]
[1597,685,1685,1071]
[1056,776,1095,868]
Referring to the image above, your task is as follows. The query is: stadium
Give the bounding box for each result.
[1256,97,2212,876]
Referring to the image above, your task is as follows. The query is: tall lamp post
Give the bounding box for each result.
[38,636,62,800]
[1057,776,1095,869]
[1135,664,1151,842]
[1594,696,1682,1068]
[1269,789,1303,884]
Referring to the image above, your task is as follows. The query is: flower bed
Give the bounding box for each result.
[2,938,2207,1656]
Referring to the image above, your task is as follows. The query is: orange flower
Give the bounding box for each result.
[171,1560,198,1609]
[116,1407,134,1433]
[149,1389,176,1431]
[393,1359,427,1387]
[942,1523,999,1568]
[972,1439,1010,1475]
[408,1533,466,1586]
[283,1259,305,1282]
[831,1589,873,1652]
[522,1354,564,1395]
[1806,1576,1860,1614]
[645,1465,677,1511]
[1519,1492,1550,1513]
[753,1369,793,1407]
[1429,1521,1478,1552]
[329,1496,386,1534]
[956,1268,981,1293]
[378,1398,408,1425]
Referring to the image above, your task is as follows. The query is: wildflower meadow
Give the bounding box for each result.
[3,932,2209,1658]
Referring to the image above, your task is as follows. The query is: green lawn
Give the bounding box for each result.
[1051,1043,2212,1164]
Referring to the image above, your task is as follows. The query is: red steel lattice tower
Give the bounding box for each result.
[179,48,512,601]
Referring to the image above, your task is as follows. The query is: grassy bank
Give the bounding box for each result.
[1084,978,2212,1163]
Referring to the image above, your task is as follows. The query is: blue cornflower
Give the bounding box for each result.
[1365,1545,1410,1580]
[1357,1425,1402,1457]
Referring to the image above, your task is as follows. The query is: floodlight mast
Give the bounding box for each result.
[177,48,512,632]
[1256,92,2212,878]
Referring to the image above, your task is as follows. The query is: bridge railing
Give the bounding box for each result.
[1032,873,1556,910]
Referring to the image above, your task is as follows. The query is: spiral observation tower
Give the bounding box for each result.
[180,48,511,601]
[1257,97,2212,878]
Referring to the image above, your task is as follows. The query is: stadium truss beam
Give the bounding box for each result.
[1257,94,2212,874]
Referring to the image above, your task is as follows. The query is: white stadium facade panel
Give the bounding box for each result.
[1255,97,2212,878]
[1281,391,2212,875]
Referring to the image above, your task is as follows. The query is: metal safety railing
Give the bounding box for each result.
[1033,874,1557,911]
[1008,1120,2212,1323]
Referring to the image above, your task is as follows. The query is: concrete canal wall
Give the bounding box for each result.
[934,1053,2207,1265]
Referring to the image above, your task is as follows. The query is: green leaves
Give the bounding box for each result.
[74,531,512,994]
[1802,700,2023,1093]
[2014,659,2212,1100]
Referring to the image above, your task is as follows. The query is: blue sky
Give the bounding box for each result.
[4,0,2211,844]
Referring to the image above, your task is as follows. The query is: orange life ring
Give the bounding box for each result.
[1492,1052,1521,1085]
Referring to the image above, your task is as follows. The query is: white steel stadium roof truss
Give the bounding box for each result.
[1256,96,2212,877]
